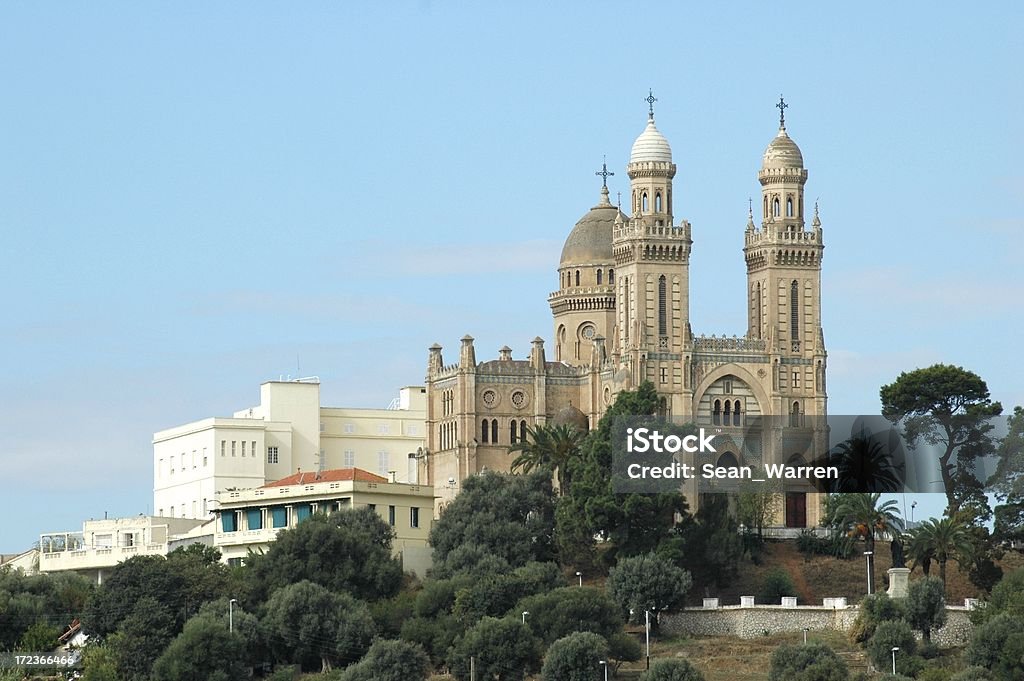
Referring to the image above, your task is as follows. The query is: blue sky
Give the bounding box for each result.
[1,3,1021,552]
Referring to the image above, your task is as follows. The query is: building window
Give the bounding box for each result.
[733,400,742,426]
[793,371,800,389]
[713,399,721,426]
[241,441,246,457]
[790,280,800,351]
[202,499,208,515]
[344,449,355,466]
[575,270,580,286]
[660,367,667,384]
[491,419,498,444]
[344,423,355,434]
[773,197,780,216]
[388,505,396,526]
[510,420,518,444]
[320,422,325,432]
[481,419,489,443]
[520,420,527,443]
[203,449,208,467]
[655,193,662,212]
[608,269,614,284]
[158,458,163,477]
[723,379,733,394]
[642,192,649,212]
[724,400,731,424]
[379,424,390,435]
[410,507,420,529]
[378,451,388,475]
[755,282,762,339]
[221,440,226,457]
[658,275,667,336]
[790,401,802,427]
[786,197,793,217]
[596,269,603,285]
[231,441,236,457]
[267,446,279,464]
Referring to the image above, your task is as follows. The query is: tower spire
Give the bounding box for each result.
[776,94,788,129]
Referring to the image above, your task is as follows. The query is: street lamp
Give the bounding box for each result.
[522,610,529,624]
[863,551,874,595]
[802,627,808,644]
[229,598,237,633]
[891,646,899,674]
[576,571,582,587]
[599,660,608,681]
[911,501,917,525]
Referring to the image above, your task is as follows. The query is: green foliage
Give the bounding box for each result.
[399,614,461,666]
[759,567,797,604]
[554,494,598,569]
[263,580,375,672]
[768,641,849,681]
[991,406,1024,502]
[247,508,402,603]
[796,529,856,560]
[412,575,471,617]
[916,668,953,681]
[0,568,93,650]
[540,631,609,681]
[964,613,1024,681]
[510,422,587,494]
[106,596,177,681]
[450,616,542,680]
[909,516,975,586]
[517,586,623,645]
[429,470,556,576]
[80,643,119,681]
[151,616,247,681]
[640,658,706,681]
[866,620,917,675]
[671,494,743,591]
[972,567,1024,625]
[194,597,269,669]
[606,552,691,622]
[831,493,903,591]
[370,589,418,638]
[608,630,642,662]
[338,639,431,681]
[451,561,564,623]
[880,364,1002,516]
[905,576,947,643]
[950,667,996,681]
[832,435,903,493]
[16,621,60,651]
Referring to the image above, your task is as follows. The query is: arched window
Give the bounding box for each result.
[642,192,649,212]
[723,400,731,424]
[713,399,722,426]
[764,196,769,218]
[454,422,457,445]
[799,196,803,218]
[608,269,614,284]
[491,419,498,444]
[755,282,762,339]
[773,198,780,217]
[717,452,739,469]
[632,190,636,213]
[575,270,580,287]
[733,400,742,426]
[622,277,629,341]
[481,419,489,443]
[510,420,517,444]
[520,420,527,442]
[658,275,667,337]
[790,401,801,427]
[655,193,662,212]
[786,197,793,217]
[596,269,603,285]
[790,280,799,351]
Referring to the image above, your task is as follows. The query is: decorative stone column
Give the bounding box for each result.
[887,567,911,598]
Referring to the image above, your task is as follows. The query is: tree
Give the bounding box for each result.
[951,668,996,681]
[832,493,903,593]
[80,644,118,681]
[606,552,691,623]
[991,406,1024,502]
[641,658,706,681]
[540,631,609,681]
[850,592,906,644]
[151,616,247,681]
[768,641,849,681]
[669,494,744,592]
[16,621,60,651]
[247,507,402,603]
[450,617,543,681]
[194,597,269,670]
[339,639,431,681]
[964,613,1024,681]
[972,568,1024,626]
[509,423,587,495]
[904,576,947,644]
[517,586,624,645]
[263,580,375,672]
[429,470,556,576]
[910,516,973,587]
[106,597,177,681]
[880,365,1002,516]
[831,435,903,493]
[736,474,782,541]
[451,561,564,624]
[759,567,797,604]
[866,621,917,676]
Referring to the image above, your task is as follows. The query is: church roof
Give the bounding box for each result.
[263,468,388,487]
[560,188,626,267]
[630,117,673,163]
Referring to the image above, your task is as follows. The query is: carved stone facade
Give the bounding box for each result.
[423,101,829,524]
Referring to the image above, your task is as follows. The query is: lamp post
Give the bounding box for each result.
[863,551,874,595]
[229,598,237,633]
[522,610,529,624]
[645,609,651,669]
[911,501,917,526]
[802,627,808,644]
[599,660,608,681]
[891,646,899,674]
[576,571,582,587]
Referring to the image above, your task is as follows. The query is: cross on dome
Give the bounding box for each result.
[646,89,658,119]
[595,156,615,188]
[777,94,788,128]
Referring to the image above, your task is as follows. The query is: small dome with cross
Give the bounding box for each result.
[560,187,626,267]
[630,118,672,164]
[762,127,804,170]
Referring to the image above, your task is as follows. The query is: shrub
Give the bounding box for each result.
[541,632,609,681]
[640,658,706,681]
[866,620,917,676]
[964,613,1024,681]
[950,667,996,681]
[759,567,797,604]
[851,592,906,643]
[905,576,947,644]
[769,641,849,681]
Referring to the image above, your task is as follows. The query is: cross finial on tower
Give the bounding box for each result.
[617,191,622,208]
[595,155,614,188]
[646,89,657,119]
[776,94,788,128]
[748,197,753,217]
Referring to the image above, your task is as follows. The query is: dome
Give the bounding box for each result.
[762,127,804,169]
[559,188,626,267]
[551,404,589,432]
[629,117,673,163]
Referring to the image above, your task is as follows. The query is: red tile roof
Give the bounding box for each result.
[263,468,388,487]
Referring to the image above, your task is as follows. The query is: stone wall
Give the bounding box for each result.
[663,603,974,649]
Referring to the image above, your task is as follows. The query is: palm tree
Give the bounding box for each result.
[831,435,903,492]
[833,493,904,592]
[508,423,586,495]
[908,516,974,587]
[906,525,935,576]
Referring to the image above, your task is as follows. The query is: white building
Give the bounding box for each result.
[153,380,426,523]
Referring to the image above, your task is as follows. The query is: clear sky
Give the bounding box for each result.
[2,3,1021,553]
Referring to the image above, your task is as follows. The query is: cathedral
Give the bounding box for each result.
[421,96,828,529]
